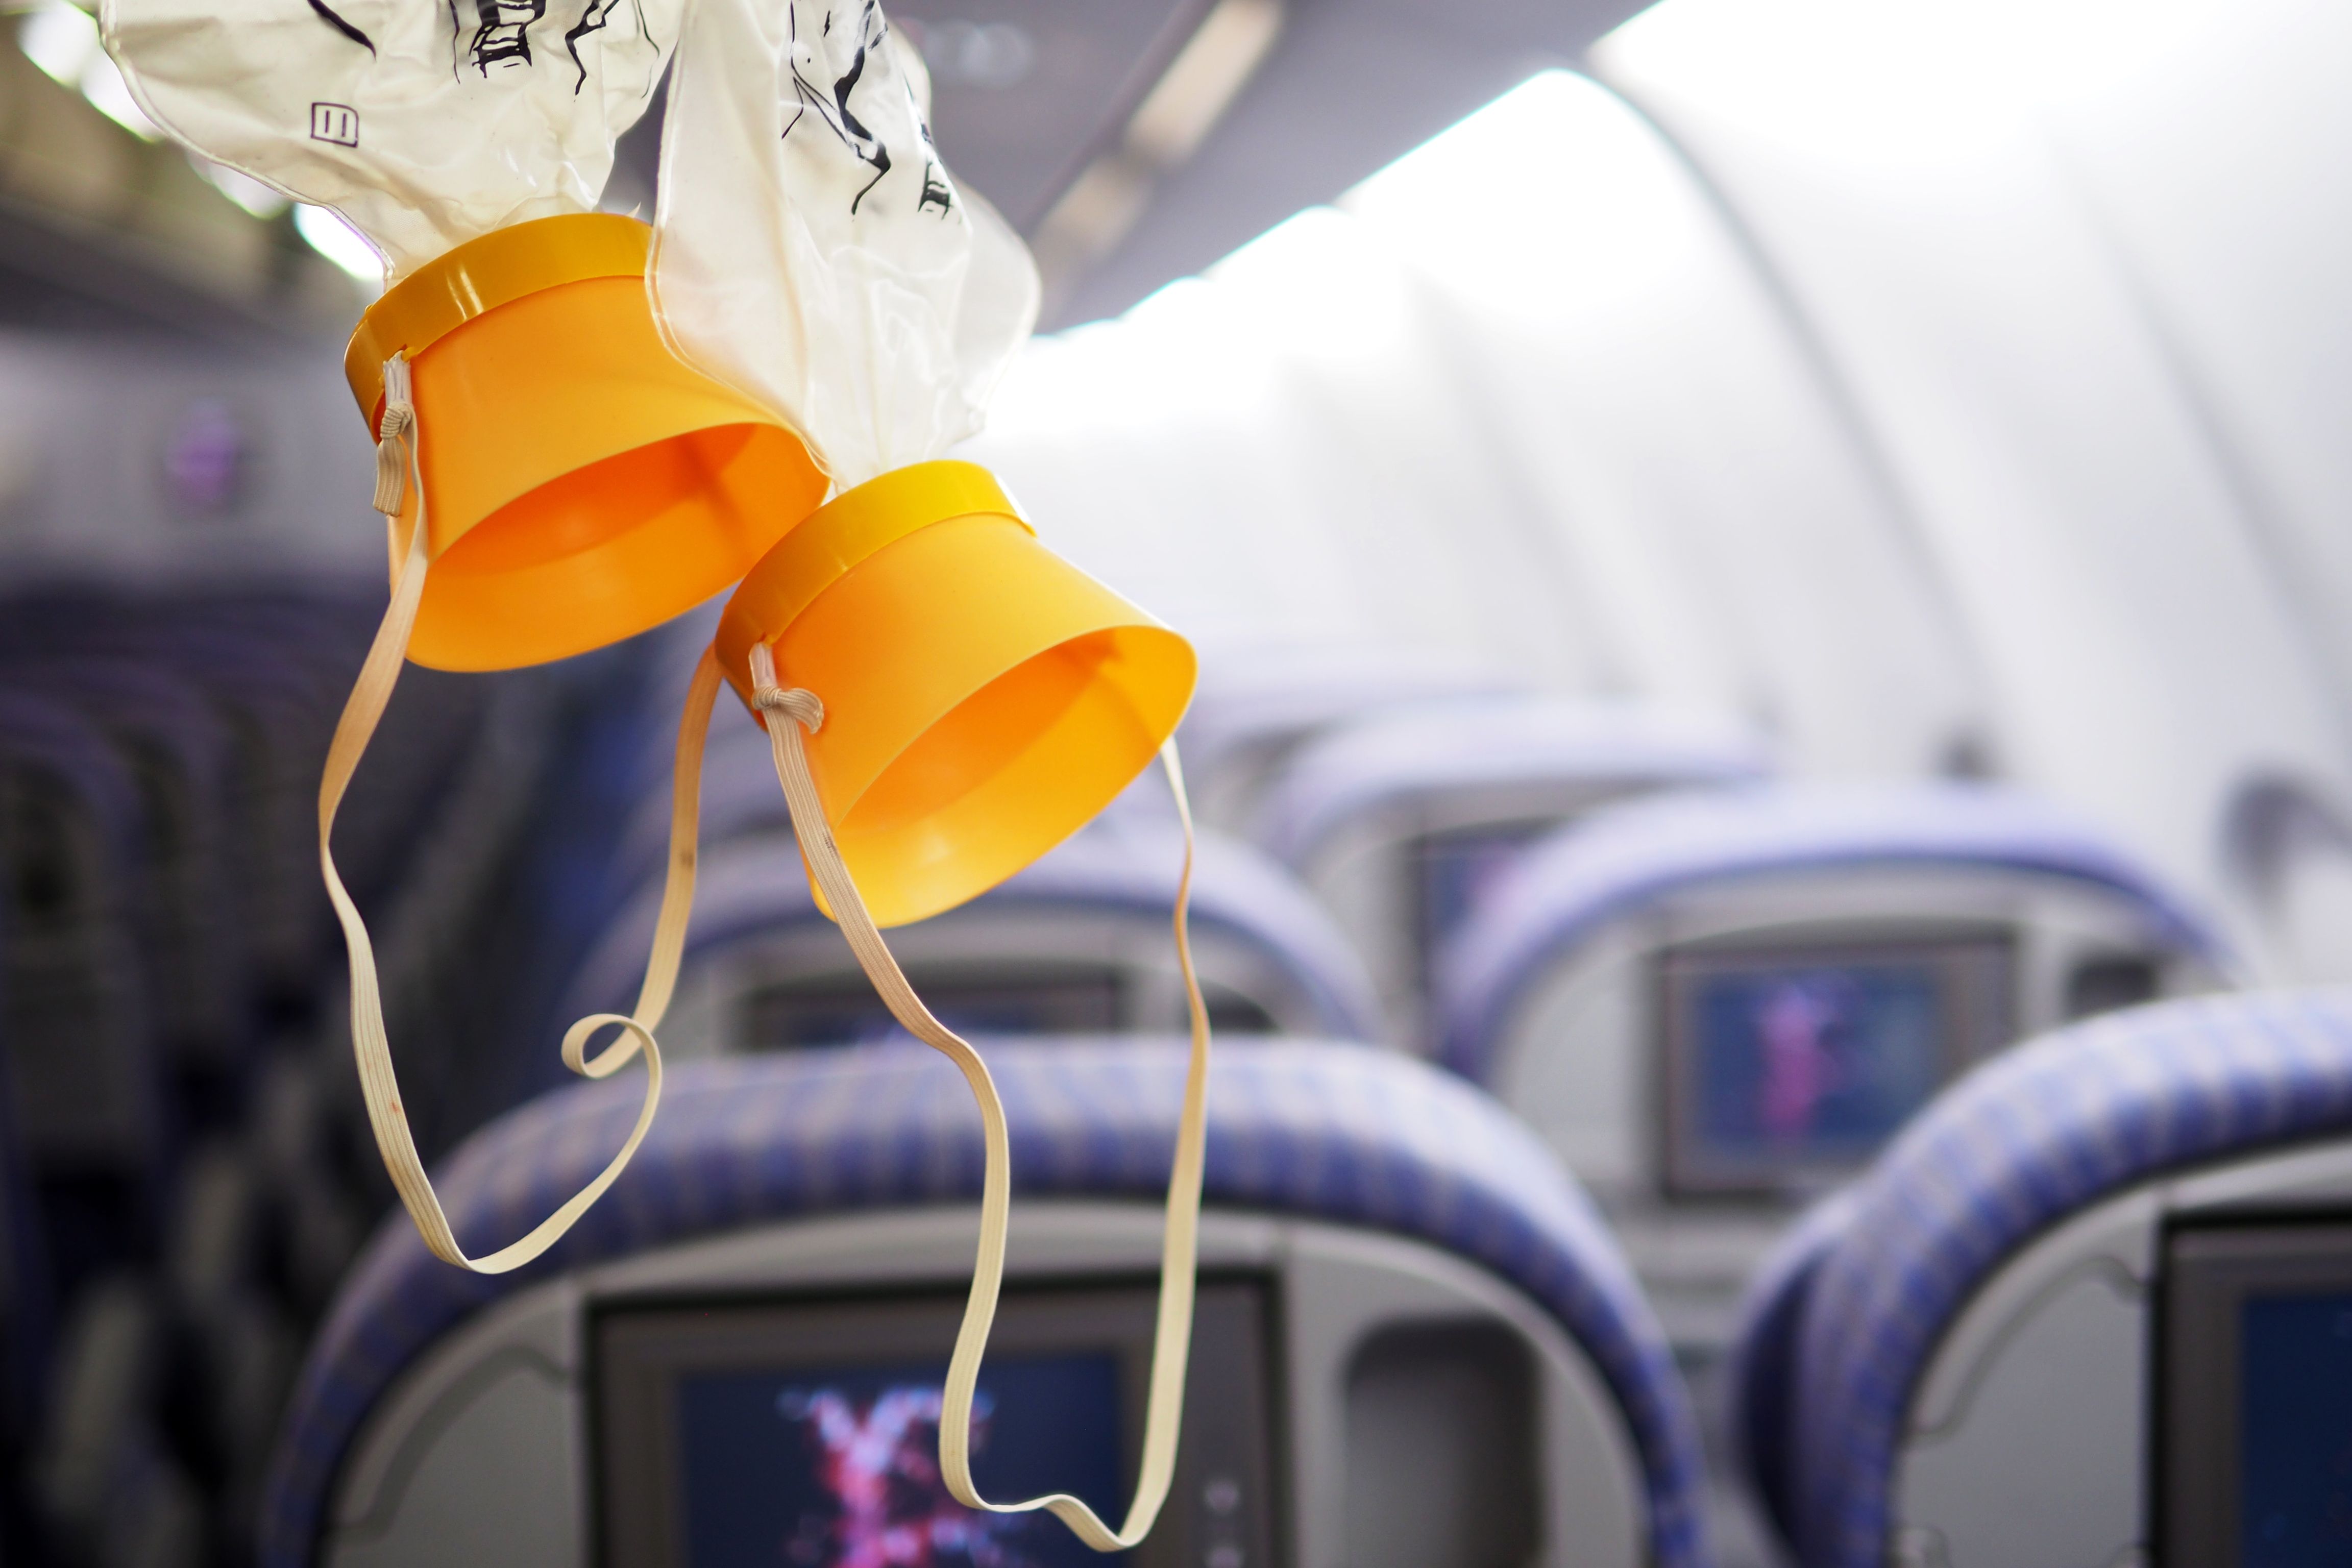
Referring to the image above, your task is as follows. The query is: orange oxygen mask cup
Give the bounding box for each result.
[712,459,1197,925]
[309,211,830,1279]
[702,458,1208,1557]
[344,211,827,670]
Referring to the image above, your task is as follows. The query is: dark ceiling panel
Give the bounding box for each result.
[615,0,1660,331]
[1054,0,1657,327]
[894,0,1209,229]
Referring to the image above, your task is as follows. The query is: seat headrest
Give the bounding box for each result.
[1251,695,1770,867]
[562,819,1386,1044]
[1793,987,2352,1567]
[1438,780,2234,1079]
[261,1039,1708,1568]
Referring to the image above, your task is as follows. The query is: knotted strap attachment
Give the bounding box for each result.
[316,354,704,1276]
[746,640,1212,1553]
[370,359,414,518]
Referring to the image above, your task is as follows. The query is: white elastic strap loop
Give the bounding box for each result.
[746,640,1211,1553]
[317,355,697,1276]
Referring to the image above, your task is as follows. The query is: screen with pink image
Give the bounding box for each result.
[673,1353,1128,1568]
[1659,936,2011,1195]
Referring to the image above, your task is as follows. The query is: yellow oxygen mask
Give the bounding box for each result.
[103,0,827,670]
[97,0,825,1274]
[710,460,1194,928]
[338,213,823,672]
[105,0,1206,1546]
[630,0,1205,1549]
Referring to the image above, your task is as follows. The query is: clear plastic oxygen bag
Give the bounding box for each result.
[650,0,1037,484]
[647,1,1203,1552]
[101,0,680,279]
[98,0,831,1277]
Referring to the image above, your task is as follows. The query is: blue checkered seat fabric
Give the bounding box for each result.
[1174,650,1517,808]
[552,813,1387,1048]
[1720,1189,1858,1552]
[1436,781,2232,1080]
[3,658,251,1101]
[0,689,172,1284]
[0,991,54,1456]
[259,1039,1709,1567]
[1746,989,2352,1568]
[1248,694,1770,868]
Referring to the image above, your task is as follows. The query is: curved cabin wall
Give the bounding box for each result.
[968,0,2352,985]
[1596,0,2352,979]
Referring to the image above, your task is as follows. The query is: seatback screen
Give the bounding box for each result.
[2241,1291,2352,1561]
[1656,934,2013,1196]
[740,966,1124,1050]
[2163,1220,2352,1567]
[1417,824,1550,978]
[676,1350,1122,1567]
[596,1280,1277,1568]
[738,966,1280,1048]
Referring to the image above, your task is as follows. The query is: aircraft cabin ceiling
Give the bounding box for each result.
[2,0,1654,337]
[11,5,2352,1567]
[954,0,2352,985]
[856,0,1657,325]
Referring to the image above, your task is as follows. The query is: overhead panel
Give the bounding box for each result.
[1055,0,1655,326]
[892,0,1211,232]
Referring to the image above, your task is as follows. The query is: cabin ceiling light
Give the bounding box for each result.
[1030,0,1283,308]
[193,157,288,219]
[293,204,380,286]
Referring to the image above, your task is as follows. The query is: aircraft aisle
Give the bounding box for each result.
[2,1,2351,1566]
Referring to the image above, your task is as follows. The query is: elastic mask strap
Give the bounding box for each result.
[747,641,1210,1553]
[317,355,700,1276]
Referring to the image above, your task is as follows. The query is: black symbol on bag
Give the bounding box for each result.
[914,113,954,218]
[306,0,375,53]
[917,161,951,216]
[468,0,546,71]
[562,0,620,92]
[783,1,897,215]
[309,103,360,146]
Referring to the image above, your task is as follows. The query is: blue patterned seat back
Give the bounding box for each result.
[555,815,1386,1052]
[1720,1190,1857,1551]
[1174,649,1521,825]
[1250,694,1770,870]
[1,657,253,1113]
[260,1040,1709,1568]
[1752,989,2352,1568]
[0,687,170,1286]
[1438,780,2233,1081]
[0,954,53,1455]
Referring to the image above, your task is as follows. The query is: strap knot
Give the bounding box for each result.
[754,682,823,732]
[371,351,416,520]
